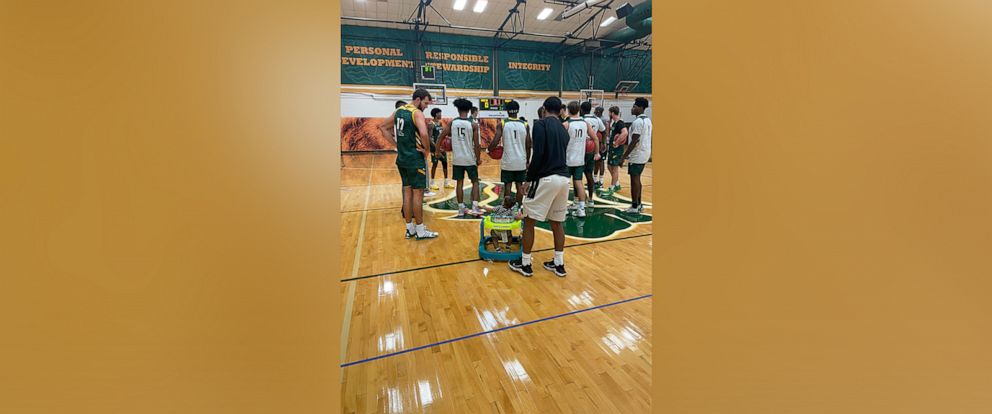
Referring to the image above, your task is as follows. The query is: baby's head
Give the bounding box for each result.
[502,196,515,209]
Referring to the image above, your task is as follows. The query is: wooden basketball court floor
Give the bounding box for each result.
[340,152,653,413]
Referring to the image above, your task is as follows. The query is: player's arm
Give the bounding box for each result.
[525,125,533,169]
[473,123,482,166]
[436,122,451,158]
[622,121,641,160]
[379,112,396,142]
[617,126,628,147]
[488,122,502,152]
[414,110,431,159]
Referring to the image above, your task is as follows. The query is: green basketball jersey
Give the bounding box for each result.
[394,104,425,168]
[430,120,443,151]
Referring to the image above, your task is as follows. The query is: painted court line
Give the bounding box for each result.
[339,232,653,282]
[340,167,374,365]
[340,293,653,368]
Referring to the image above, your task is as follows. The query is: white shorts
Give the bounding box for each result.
[523,174,570,222]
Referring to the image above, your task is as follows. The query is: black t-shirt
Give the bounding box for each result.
[527,115,570,181]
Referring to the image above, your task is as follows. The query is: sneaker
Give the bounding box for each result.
[405,230,415,239]
[637,204,645,213]
[587,200,595,208]
[575,207,586,218]
[612,184,622,192]
[594,182,603,189]
[508,259,533,277]
[622,207,640,214]
[415,229,439,240]
[430,184,440,191]
[470,207,485,216]
[568,203,579,211]
[542,260,567,277]
[445,181,455,188]
[424,190,437,197]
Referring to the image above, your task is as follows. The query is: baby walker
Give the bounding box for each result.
[478,214,523,261]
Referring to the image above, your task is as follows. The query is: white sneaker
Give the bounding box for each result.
[587,200,595,208]
[458,207,468,216]
[575,207,586,218]
[568,203,578,211]
[471,207,485,216]
[622,207,640,214]
[424,190,437,197]
[416,229,439,240]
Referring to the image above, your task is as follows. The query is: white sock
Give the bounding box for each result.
[459,203,465,210]
[579,201,585,209]
[522,253,532,266]
[416,223,427,236]
[472,201,479,210]
[406,221,415,234]
[554,250,564,266]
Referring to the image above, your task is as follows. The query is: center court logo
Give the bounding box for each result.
[425,181,651,241]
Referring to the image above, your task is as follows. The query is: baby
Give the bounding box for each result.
[486,196,523,252]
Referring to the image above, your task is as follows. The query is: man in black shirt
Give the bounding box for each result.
[509,97,571,278]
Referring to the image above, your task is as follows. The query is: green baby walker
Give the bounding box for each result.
[478,214,523,261]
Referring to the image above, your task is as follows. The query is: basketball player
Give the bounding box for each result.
[581,101,606,196]
[395,100,408,216]
[621,97,652,213]
[487,101,531,206]
[437,98,484,216]
[606,106,628,192]
[593,106,608,187]
[563,101,599,218]
[509,96,571,278]
[379,89,439,239]
[428,108,452,190]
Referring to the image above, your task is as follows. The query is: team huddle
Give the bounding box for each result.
[381,89,652,277]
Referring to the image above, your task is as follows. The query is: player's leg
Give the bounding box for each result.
[412,168,438,239]
[469,166,482,214]
[513,180,525,206]
[441,157,450,187]
[453,166,467,215]
[624,163,644,213]
[541,175,569,276]
[430,157,439,189]
[402,184,415,238]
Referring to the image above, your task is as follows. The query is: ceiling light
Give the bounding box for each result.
[453,0,466,11]
[537,8,553,20]
[600,16,616,27]
[473,0,487,13]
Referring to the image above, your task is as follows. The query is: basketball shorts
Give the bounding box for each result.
[523,174,570,222]
[453,165,479,181]
[398,166,427,189]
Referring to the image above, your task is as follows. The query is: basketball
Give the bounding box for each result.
[615,134,627,146]
[489,146,503,160]
[585,138,596,153]
[441,137,452,152]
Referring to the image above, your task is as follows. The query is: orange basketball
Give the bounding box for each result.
[489,146,503,160]
[585,138,596,154]
[441,137,452,152]
[614,134,628,146]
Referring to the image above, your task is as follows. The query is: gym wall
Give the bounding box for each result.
[340,25,652,152]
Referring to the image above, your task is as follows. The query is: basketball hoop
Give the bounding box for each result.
[614,80,639,99]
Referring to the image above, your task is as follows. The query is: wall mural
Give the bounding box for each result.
[341,117,499,152]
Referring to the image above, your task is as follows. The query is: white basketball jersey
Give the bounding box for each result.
[566,118,589,167]
[450,118,476,166]
[628,115,653,164]
[583,115,606,135]
[500,118,528,171]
